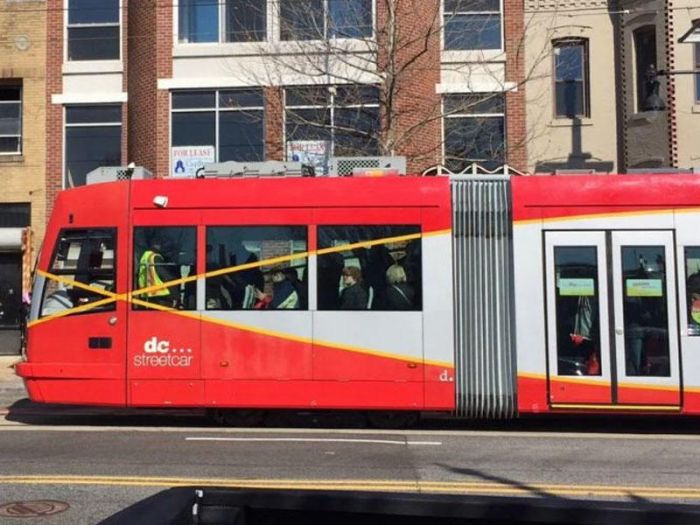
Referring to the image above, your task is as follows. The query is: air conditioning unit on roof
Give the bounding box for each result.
[329,156,406,177]
[85,166,153,185]
[196,161,314,178]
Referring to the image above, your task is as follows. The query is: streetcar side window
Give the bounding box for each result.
[317,225,421,311]
[685,247,700,336]
[132,227,197,310]
[40,228,116,317]
[205,226,308,310]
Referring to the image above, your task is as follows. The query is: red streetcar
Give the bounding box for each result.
[16,168,700,424]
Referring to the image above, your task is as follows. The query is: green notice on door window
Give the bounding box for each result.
[559,278,595,296]
[626,279,663,297]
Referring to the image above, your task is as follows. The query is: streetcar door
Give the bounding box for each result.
[127,217,201,406]
[545,232,612,404]
[611,231,681,405]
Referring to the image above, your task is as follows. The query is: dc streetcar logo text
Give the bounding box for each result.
[133,337,193,367]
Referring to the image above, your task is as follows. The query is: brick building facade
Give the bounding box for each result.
[0,0,47,353]
[45,0,527,192]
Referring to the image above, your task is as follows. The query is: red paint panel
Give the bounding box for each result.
[313,343,423,382]
[201,323,312,380]
[548,379,612,405]
[29,380,125,406]
[682,391,700,415]
[201,209,312,225]
[127,311,201,381]
[130,380,205,406]
[422,207,452,236]
[617,385,680,405]
[313,208,422,225]
[512,174,700,222]
[424,380,455,410]
[15,362,122,380]
[204,380,423,409]
[130,177,451,212]
[517,376,549,414]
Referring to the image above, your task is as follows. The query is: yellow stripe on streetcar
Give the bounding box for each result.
[28,229,453,369]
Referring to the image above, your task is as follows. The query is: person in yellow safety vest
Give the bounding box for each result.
[137,241,172,305]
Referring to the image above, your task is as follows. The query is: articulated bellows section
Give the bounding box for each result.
[452,178,517,418]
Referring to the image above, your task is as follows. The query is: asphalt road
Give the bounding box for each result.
[3,403,700,523]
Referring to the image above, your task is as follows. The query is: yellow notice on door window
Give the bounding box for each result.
[558,278,595,296]
[626,279,663,297]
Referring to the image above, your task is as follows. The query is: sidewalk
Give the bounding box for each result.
[0,355,25,397]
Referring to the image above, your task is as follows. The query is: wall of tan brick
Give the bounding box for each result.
[46,0,63,222]
[0,0,48,253]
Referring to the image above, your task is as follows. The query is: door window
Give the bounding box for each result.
[620,246,670,376]
[40,229,116,317]
[553,246,601,376]
[686,247,700,336]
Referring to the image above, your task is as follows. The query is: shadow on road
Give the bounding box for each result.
[5,399,700,434]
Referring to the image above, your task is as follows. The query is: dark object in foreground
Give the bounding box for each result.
[99,487,700,525]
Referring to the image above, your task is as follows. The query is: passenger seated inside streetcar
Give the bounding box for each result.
[339,266,369,310]
[252,267,299,309]
[384,264,415,310]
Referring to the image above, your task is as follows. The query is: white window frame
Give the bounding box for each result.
[0,86,22,155]
[283,85,380,162]
[64,0,122,62]
[177,0,270,44]
[63,104,122,189]
[552,37,590,119]
[695,42,700,104]
[441,93,507,170]
[278,0,375,41]
[442,0,504,52]
[170,89,266,166]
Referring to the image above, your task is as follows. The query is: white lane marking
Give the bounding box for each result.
[185,437,442,446]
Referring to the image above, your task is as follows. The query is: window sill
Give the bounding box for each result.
[548,118,593,127]
[692,104,700,114]
[629,111,662,122]
[441,49,506,64]
[0,154,24,163]
[63,60,123,75]
[173,39,374,58]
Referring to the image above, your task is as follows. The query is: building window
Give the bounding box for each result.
[178,0,267,43]
[443,93,505,172]
[280,0,372,40]
[171,89,265,163]
[67,0,120,61]
[634,26,657,112]
[65,105,122,188]
[285,85,379,173]
[444,0,502,51]
[0,86,21,155]
[553,38,590,118]
[695,43,700,104]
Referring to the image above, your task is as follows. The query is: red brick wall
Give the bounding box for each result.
[376,0,442,174]
[504,0,527,171]
[45,0,64,217]
[121,0,129,165]
[265,87,284,161]
[128,0,162,175]
[155,5,173,178]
